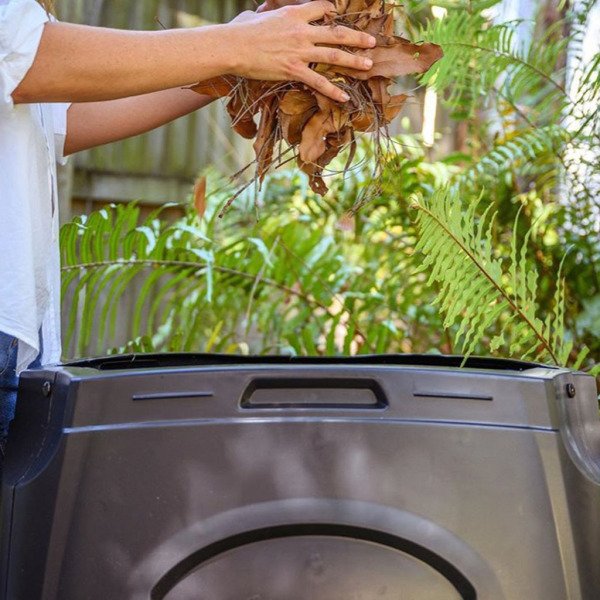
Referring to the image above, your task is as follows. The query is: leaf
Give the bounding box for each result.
[253,96,278,181]
[193,176,207,219]
[334,37,444,80]
[280,90,318,145]
[383,94,408,123]
[187,1,441,204]
[368,77,390,105]
[280,89,318,116]
[352,109,377,132]
[299,108,338,164]
[572,346,590,371]
[189,76,236,98]
[227,93,258,139]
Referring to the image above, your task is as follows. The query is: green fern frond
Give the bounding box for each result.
[62,197,418,359]
[419,11,570,118]
[454,124,568,190]
[411,187,585,366]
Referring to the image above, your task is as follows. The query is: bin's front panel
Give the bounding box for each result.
[8,419,566,600]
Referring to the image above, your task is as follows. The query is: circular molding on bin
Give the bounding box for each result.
[152,523,474,599]
[127,499,505,600]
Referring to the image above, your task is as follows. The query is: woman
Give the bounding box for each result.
[0,0,376,456]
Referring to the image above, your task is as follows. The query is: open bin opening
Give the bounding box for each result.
[64,352,546,372]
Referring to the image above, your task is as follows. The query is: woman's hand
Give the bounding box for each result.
[224,1,375,102]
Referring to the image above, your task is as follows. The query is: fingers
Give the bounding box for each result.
[312,46,373,71]
[312,24,376,49]
[297,0,337,21]
[297,67,349,103]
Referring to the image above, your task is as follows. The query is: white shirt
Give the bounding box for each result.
[0,0,69,372]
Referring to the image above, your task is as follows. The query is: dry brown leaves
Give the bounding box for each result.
[191,0,442,212]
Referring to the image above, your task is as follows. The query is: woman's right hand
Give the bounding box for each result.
[222,1,376,102]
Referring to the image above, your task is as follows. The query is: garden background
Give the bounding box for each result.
[54,0,600,377]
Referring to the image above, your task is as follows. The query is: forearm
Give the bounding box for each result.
[64,88,214,155]
[13,3,376,106]
[13,22,235,104]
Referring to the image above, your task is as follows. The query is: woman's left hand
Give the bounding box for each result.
[256,1,312,13]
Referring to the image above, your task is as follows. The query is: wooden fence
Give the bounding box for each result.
[56,0,256,221]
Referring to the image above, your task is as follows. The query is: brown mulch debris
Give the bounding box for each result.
[190,0,442,211]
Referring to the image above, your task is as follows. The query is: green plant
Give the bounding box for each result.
[60,165,447,358]
[412,187,591,369]
[410,0,599,370]
[60,0,599,375]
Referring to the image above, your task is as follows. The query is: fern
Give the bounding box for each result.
[411,187,589,367]
[61,203,215,356]
[60,189,435,359]
[454,124,568,191]
[419,10,570,119]
[58,3,598,370]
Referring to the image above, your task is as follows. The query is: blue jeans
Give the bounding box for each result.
[0,332,41,458]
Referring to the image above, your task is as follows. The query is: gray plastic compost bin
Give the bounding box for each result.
[0,354,599,600]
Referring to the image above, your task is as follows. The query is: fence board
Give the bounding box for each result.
[56,0,255,214]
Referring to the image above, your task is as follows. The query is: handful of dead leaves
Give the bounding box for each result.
[191,0,442,211]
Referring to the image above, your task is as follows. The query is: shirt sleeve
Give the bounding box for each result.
[0,0,50,108]
[52,101,70,164]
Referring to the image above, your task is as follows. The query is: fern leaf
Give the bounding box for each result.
[412,188,564,364]
[419,11,569,118]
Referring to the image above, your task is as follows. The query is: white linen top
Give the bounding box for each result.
[0,0,69,372]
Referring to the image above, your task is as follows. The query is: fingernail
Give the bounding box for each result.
[364,58,373,69]
[369,36,377,47]
[340,92,350,102]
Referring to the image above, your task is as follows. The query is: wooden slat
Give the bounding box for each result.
[56,0,255,210]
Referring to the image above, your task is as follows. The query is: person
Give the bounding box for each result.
[0,0,377,458]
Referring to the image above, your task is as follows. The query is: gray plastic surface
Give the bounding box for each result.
[0,354,598,599]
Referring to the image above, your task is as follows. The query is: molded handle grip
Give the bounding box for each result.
[241,377,388,409]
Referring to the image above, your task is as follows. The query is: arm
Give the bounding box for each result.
[64,88,213,155]
[13,21,234,104]
[13,1,376,105]
[256,0,311,11]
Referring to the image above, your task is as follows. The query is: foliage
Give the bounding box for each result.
[418,5,569,120]
[412,188,588,368]
[61,161,447,358]
[61,0,599,374]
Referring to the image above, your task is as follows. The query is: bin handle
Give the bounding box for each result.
[240,377,388,409]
